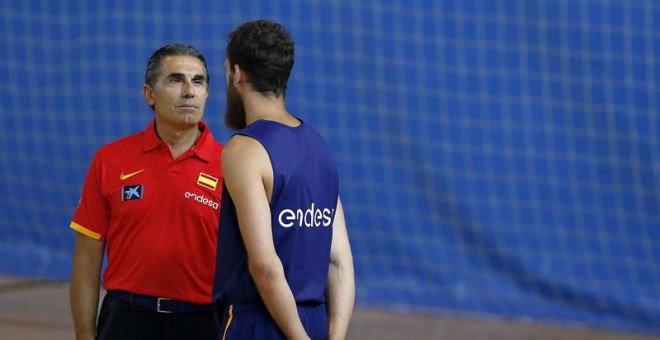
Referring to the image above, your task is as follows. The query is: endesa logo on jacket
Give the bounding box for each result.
[185,191,220,210]
[278,203,335,228]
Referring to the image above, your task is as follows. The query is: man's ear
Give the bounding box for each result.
[233,64,247,86]
[142,84,155,107]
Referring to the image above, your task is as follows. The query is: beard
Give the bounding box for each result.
[225,81,247,131]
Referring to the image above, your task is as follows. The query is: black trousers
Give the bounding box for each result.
[96,293,221,340]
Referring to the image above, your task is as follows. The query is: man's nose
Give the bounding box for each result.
[182,80,196,97]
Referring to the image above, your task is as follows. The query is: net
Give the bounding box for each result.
[0,0,658,334]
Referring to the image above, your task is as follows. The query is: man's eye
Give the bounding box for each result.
[170,78,183,83]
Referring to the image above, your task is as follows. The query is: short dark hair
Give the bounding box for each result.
[145,43,210,87]
[226,19,294,97]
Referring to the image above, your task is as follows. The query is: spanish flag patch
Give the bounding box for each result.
[197,172,219,191]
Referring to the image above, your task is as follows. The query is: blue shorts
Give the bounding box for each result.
[218,302,328,340]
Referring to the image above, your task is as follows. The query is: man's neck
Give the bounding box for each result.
[154,121,201,159]
[243,92,297,127]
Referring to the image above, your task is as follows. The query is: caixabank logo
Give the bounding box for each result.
[122,184,143,201]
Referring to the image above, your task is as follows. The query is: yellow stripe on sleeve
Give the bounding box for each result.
[70,221,102,240]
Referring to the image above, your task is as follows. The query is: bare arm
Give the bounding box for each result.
[70,232,105,340]
[222,136,310,340]
[326,197,355,340]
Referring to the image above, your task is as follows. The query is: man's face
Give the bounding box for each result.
[144,55,208,128]
[224,59,246,130]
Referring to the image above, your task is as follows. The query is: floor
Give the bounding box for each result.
[0,277,657,340]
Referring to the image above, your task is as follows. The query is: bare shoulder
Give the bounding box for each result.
[223,135,266,162]
[222,135,270,177]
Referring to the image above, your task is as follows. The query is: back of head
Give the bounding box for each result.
[226,20,295,97]
[145,43,210,88]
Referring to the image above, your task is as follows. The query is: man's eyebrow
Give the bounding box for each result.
[165,73,207,81]
[166,72,185,79]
